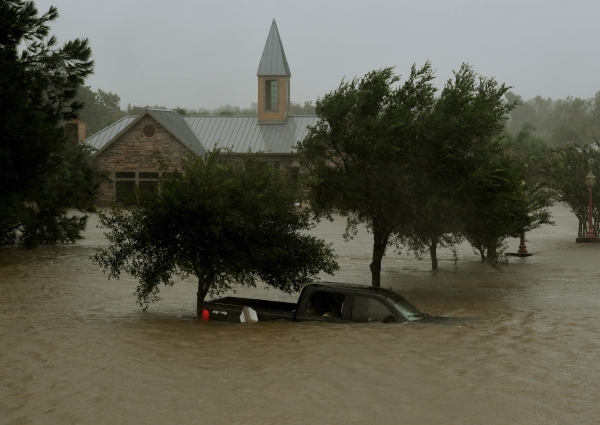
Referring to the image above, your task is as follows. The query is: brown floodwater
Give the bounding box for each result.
[1,205,599,424]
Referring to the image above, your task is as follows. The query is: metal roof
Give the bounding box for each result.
[84,115,136,151]
[83,112,318,156]
[147,109,206,155]
[84,109,206,157]
[183,115,318,153]
[257,20,291,77]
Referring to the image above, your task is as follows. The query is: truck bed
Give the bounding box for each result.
[204,297,298,322]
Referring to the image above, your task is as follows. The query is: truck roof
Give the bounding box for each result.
[310,282,399,298]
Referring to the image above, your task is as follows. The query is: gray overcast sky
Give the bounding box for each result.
[36,0,600,110]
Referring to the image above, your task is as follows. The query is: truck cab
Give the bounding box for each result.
[295,283,424,323]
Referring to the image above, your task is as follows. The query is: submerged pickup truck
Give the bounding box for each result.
[201,282,428,324]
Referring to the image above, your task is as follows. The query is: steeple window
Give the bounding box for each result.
[266,80,278,111]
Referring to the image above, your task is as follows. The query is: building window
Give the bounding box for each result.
[139,172,159,193]
[266,80,278,111]
[115,172,136,204]
[114,171,160,203]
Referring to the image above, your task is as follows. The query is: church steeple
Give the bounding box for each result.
[257,19,291,78]
[257,20,290,123]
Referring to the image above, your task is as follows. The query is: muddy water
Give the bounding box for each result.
[1,205,600,424]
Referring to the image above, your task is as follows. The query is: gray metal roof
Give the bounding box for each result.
[147,109,206,155]
[84,115,136,151]
[83,111,318,156]
[84,109,206,157]
[257,20,291,77]
[184,115,317,153]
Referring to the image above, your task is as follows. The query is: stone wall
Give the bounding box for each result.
[92,116,192,205]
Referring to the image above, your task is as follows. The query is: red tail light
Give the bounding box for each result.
[201,308,210,321]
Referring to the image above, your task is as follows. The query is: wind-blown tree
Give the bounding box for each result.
[299,64,552,276]
[93,150,339,315]
[395,64,518,269]
[460,159,552,263]
[0,1,101,247]
[297,65,437,286]
[546,142,600,237]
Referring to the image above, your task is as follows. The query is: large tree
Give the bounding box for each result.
[0,1,101,247]
[460,158,552,263]
[298,64,552,279]
[93,150,339,315]
[396,64,518,269]
[546,142,600,237]
[296,65,436,285]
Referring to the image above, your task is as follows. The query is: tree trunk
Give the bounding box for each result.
[486,242,497,261]
[369,227,389,287]
[196,276,212,317]
[430,237,438,270]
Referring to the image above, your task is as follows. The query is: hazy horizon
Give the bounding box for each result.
[35,0,600,110]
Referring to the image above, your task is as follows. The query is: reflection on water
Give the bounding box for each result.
[1,205,600,424]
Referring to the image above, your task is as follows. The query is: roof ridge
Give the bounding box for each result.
[146,109,206,154]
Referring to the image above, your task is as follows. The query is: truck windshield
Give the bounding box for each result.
[387,294,423,322]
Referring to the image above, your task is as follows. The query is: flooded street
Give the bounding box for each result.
[1,204,600,424]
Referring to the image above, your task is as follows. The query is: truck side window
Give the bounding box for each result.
[306,291,345,318]
[351,296,392,322]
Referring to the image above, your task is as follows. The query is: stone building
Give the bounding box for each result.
[83,20,317,205]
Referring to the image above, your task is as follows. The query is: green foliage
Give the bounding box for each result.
[505,92,553,138]
[297,65,437,284]
[502,124,550,167]
[397,64,520,268]
[505,91,600,148]
[460,160,552,264]
[92,150,338,313]
[125,104,167,116]
[75,86,121,135]
[546,95,600,147]
[290,101,316,115]
[0,0,102,248]
[546,142,600,237]
[299,64,553,279]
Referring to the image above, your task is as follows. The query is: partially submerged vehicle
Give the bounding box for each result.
[201,282,429,324]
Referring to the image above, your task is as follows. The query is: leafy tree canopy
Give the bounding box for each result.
[546,142,600,237]
[93,150,339,315]
[0,0,102,248]
[297,65,437,284]
[396,64,521,268]
[298,63,553,280]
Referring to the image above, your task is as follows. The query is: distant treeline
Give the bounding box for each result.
[75,86,316,136]
[506,91,600,147]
